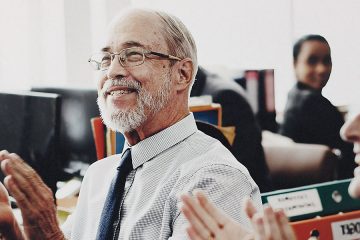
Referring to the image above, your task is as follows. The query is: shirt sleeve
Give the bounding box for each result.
[170,164,262,239]
[60,214,73,239]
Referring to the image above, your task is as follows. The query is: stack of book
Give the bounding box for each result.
[234,69,277,132]
[262,179,360,239]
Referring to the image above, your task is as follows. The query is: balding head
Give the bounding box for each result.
[108,8,198,82]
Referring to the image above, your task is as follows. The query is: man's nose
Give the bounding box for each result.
[106,56,128,80]
[340,114,360,143]
[316,63,330,74]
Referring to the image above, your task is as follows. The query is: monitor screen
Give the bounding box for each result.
[0,91,61,192]
[31,87,100,174]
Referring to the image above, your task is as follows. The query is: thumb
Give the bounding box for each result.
[0,182,10,205]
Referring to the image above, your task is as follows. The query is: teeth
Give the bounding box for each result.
[110,90,131,96]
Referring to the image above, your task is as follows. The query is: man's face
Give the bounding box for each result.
[294,40,332,90]
[341,113,360,198]
[341,113,360,164]
[97,12,174,133]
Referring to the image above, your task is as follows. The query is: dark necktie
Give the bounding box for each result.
[96,148,133,240]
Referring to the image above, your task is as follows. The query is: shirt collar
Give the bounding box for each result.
[122,113,197,169]
[296,81,322,93]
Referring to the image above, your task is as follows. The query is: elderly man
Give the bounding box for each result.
[0,8,261,239]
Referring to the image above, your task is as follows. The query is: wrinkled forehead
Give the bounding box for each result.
[104,10,168,52]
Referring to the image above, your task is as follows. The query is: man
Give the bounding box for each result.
[279,34,355,179]
[0,8,261,239]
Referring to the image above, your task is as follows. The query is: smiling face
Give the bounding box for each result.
[294,40,332,90]
[341,113,360,198]
[97,11,175,133]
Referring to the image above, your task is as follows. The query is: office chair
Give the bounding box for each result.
[196,121,232,152]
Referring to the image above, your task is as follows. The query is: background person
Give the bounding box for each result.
[279,34,355,179]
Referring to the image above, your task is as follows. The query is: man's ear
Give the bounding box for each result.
[174,58,193,91]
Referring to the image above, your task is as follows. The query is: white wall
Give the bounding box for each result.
[133,0,360,110]
[0,0,68,89]
[1,0,359,111]
[132,0,294,110]
[293,0,360,107]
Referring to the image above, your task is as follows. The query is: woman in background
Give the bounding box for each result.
[181,112,360,240]
[279,34,355,179]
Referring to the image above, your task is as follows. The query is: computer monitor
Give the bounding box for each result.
[0,91,61,193]
[31,87,100,175]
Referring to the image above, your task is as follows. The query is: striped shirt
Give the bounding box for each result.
[62,113,262,239]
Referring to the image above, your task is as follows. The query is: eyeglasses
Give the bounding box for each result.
[88,47,182,71]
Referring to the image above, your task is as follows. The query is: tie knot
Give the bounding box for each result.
[117,148,132,171]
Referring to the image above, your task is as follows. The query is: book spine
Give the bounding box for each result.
[262,179,360,221]
[291,210,360,240]
[245,70,259,114]
[115,132,125,154]
[90,117,105,160]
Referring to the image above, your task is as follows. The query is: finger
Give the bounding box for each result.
[275,210,297,240]
[0,182,10,205]
[186,227,205,240]
[0,190,24,240]
[181,203,213,240]
[193,190,229,228]
[0,150,9,161]
[252,213,266,239]
[181,193,220,231]
[354,166,360,177]
[3,175,28,209]
[263,205,282,239]
[243,197,258,219]
[349,176,360,198]
[2,155,48,197]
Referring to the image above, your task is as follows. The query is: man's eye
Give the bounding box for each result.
[126,51,143,62]
[101,56,111,67]
[307,56,318,65]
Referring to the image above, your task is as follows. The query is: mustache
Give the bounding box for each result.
[101,78,141,97]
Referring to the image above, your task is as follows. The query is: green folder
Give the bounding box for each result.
[261,179,360,221]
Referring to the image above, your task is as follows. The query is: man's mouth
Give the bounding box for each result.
[108,89,135,96]
[105,86,137,97]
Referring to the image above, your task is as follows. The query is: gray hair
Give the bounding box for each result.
[154,11,198,82]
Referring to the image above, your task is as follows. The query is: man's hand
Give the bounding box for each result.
[181,190,254,240]
[181,190,297,240]
[0,181,24,239]
[0,150,65,240]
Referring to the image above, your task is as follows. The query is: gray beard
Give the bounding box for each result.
[97,74,172,133]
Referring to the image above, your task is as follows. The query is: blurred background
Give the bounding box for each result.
[1,0,359,111]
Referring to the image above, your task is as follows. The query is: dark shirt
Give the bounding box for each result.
[279,82,355,178]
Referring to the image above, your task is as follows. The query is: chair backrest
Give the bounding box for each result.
[196,121,232,151]
[0,91,61,192]
[31,87,100,173]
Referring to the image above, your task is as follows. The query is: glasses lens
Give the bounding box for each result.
[123,48,144,67]
[89,53,111,71]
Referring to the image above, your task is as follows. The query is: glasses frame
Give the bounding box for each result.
[88,47,182,71]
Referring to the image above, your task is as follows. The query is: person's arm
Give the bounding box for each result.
[169,161,262,239]
[180,190,296,240]
[0,150,65,240]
